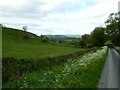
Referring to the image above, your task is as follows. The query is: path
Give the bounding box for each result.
[98,48,120,88]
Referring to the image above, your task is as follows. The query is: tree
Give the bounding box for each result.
[0,24,6,28]
[23,26,27,31]
[0,24,3,27]
[91,27,105,46]
[105,12,120,45]
[104,40,114,48]
[79,34,91,48]
[22,26,29,39]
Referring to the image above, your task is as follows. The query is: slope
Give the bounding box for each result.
[2,27,80,59]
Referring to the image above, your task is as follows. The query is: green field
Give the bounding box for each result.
[2,27,81,59]
[2,27,86,85]
[3,39,81,59]
[2,27,107,88]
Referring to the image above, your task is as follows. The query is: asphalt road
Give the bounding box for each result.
[97,48,120,89]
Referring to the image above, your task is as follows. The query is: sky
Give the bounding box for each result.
[0,0,119,35]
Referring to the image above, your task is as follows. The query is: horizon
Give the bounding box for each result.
[1,26,82,36]
[0,0,119,35]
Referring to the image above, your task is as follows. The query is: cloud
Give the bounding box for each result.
[0,0,119,35]
[0,0,27,8]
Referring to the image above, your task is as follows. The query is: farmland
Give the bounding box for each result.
[3,46,107,88]
[2,27,108,88]
[1,0,120,88]
[2,27,81,59]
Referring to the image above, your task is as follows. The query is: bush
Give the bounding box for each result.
[104,40,114,48]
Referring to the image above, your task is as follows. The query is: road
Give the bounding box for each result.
[97,48,120,89]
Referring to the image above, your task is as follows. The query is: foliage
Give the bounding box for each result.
[104,40,114,48]
[78,27,105,47]
[22,26,30,39]
[105,12,120,45]
[40,35,49,43]
[78,12,120,47]
[115,46,120,54]
[91,27,105,47]
[23,26,27,32]
[79,34,91,48]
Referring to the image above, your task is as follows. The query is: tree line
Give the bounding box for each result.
[41,12,120,48]
[79,12,120,48]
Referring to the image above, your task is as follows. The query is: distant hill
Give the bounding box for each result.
[65,34,82,38]
[45,35,81,41]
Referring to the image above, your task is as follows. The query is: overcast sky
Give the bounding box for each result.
[0,0,119,35]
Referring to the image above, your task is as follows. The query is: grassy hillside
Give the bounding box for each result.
[2,27,86,84]
[2,27,81,59]
[2,27,107,88]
